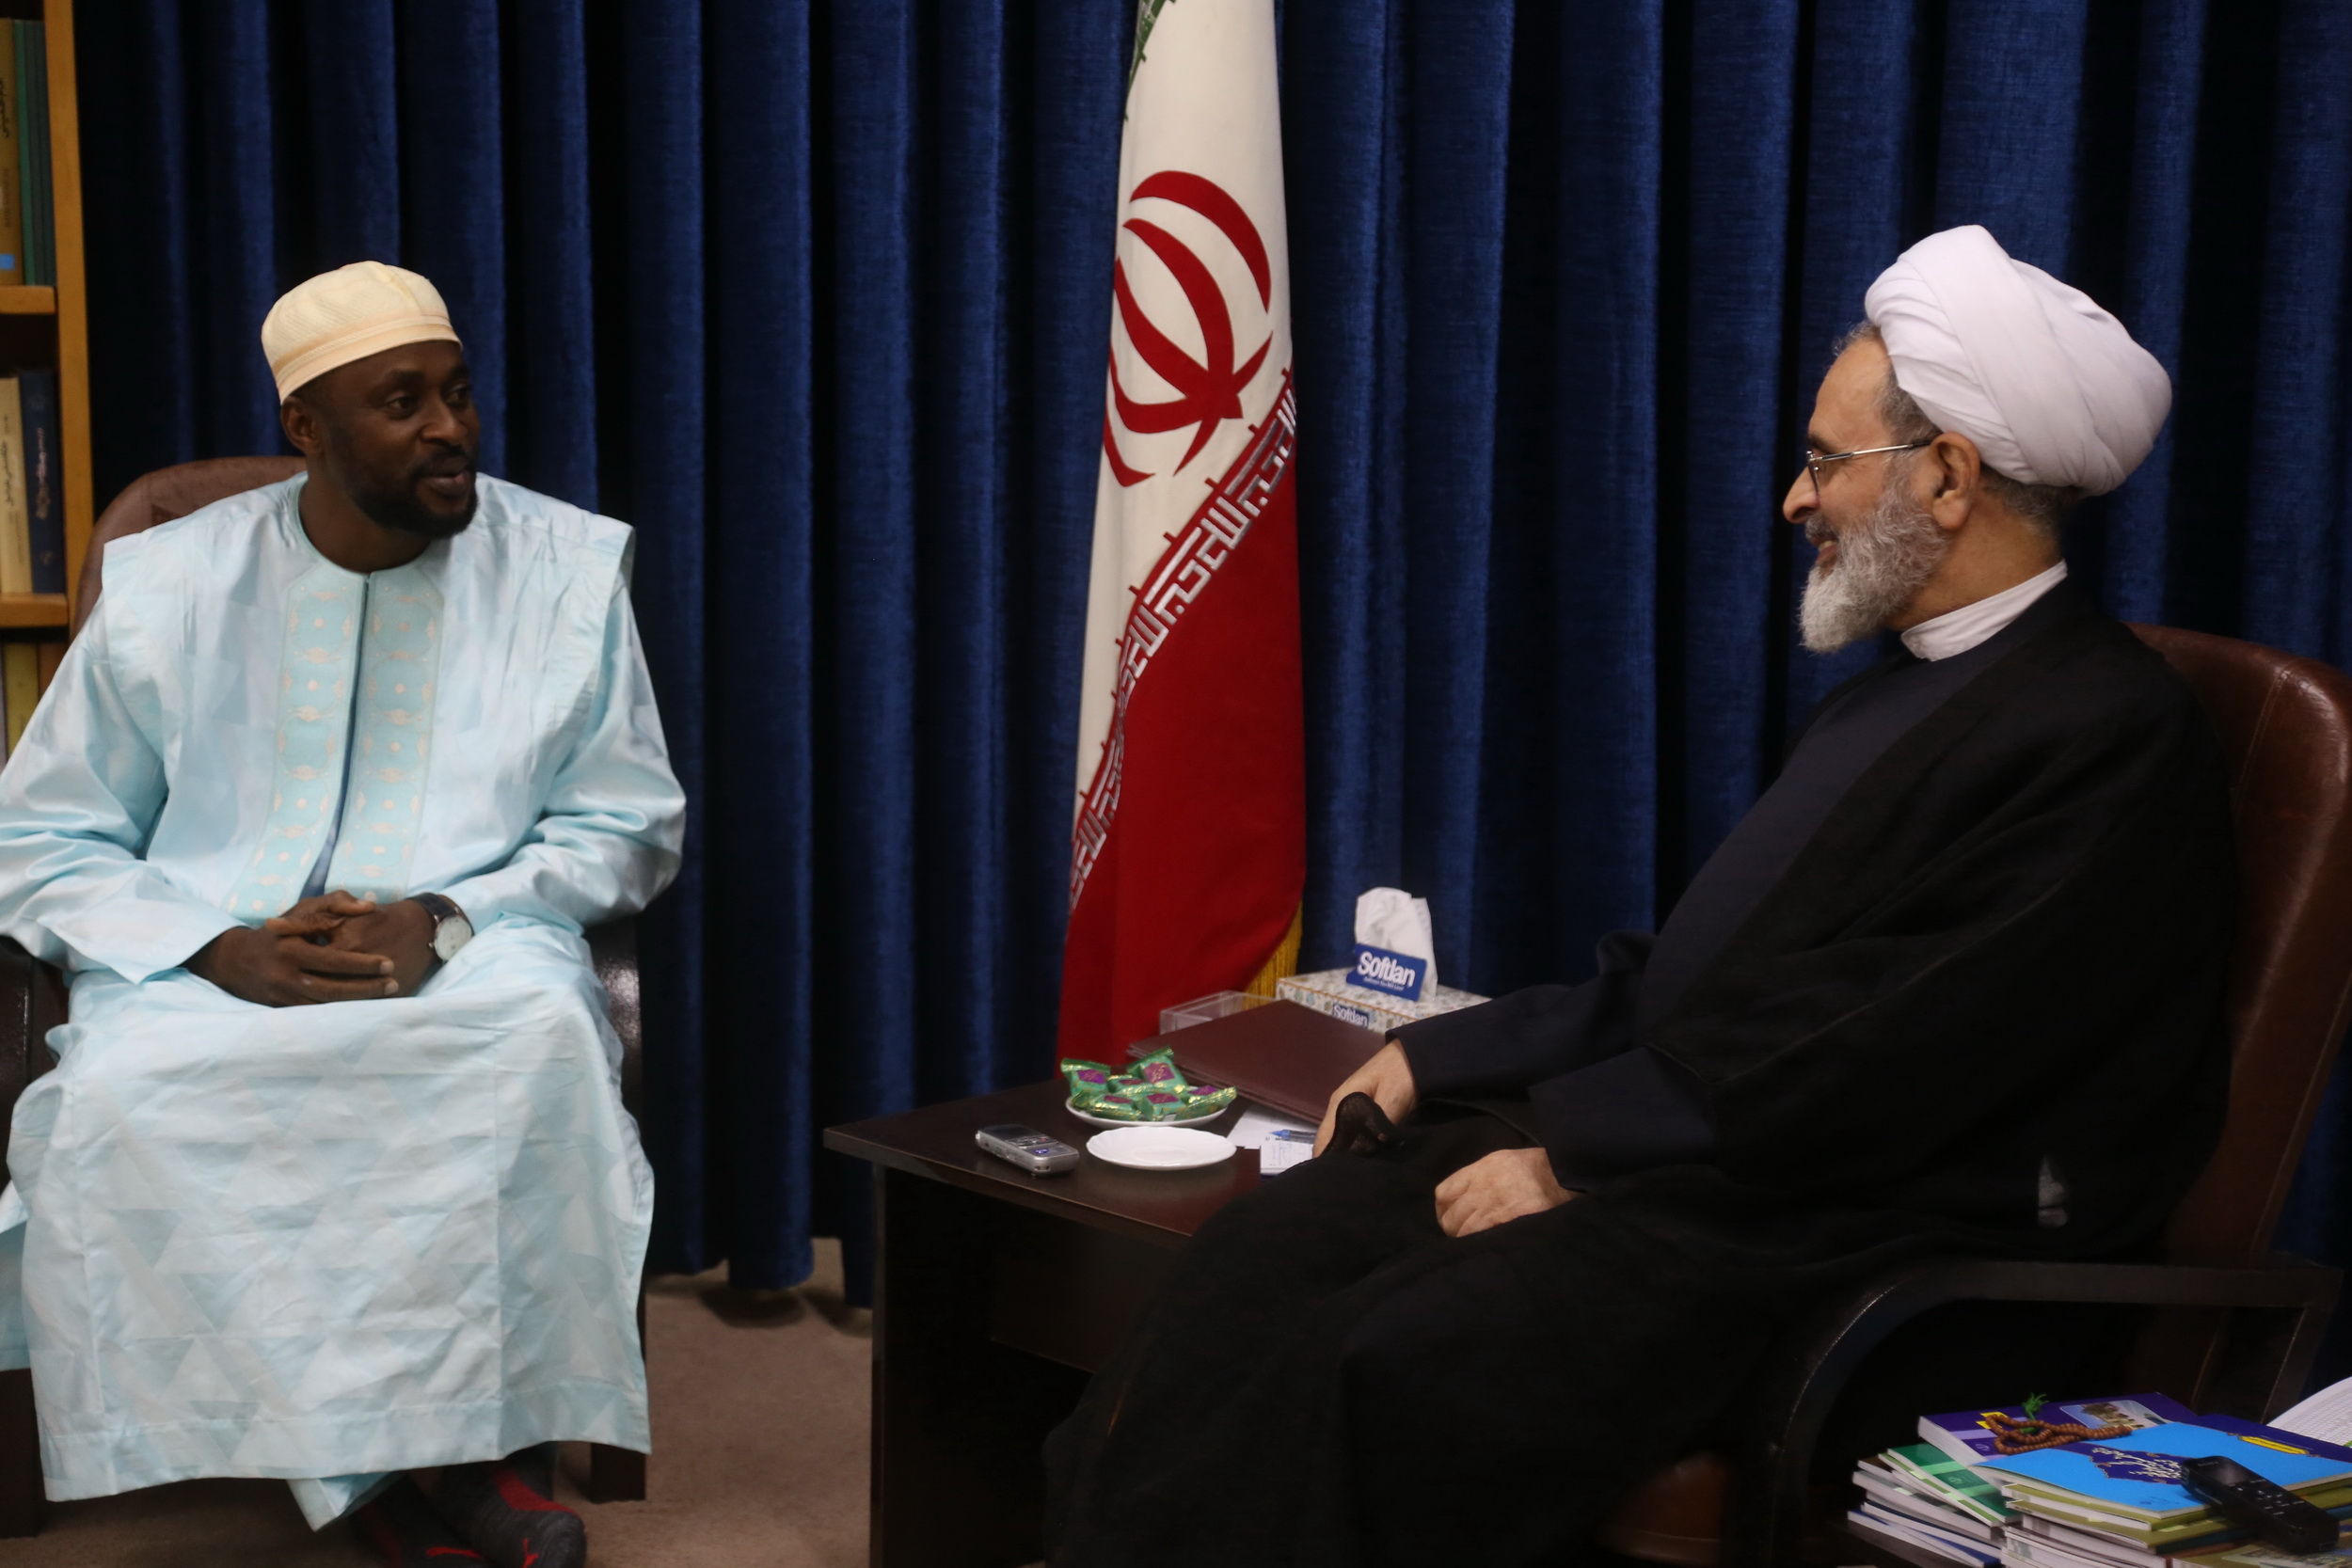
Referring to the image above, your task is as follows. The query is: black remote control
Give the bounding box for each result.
[2178,1455,2342,1554]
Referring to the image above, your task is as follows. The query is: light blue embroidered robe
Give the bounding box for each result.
[0,475,683,1524]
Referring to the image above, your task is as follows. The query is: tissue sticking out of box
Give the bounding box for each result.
[1352,887,1438,1001]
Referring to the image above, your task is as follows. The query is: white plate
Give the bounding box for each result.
[1085,1125,1237,1171]
[1064,1094,1232,1130]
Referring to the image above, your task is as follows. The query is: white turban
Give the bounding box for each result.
[1863,226,2169,496]
[261,261,460,403]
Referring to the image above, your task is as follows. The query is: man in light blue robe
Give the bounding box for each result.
[0,261,683,1565]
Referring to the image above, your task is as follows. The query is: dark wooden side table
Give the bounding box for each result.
[826,1080,1264,1568]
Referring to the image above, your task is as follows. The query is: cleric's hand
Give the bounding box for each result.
[1433,1147,1575,1237]
[1313,1039,1419,1156]
[186,892,401,1006]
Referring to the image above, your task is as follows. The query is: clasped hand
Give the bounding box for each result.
[186,891,437,1007]
[1311,1039,1576,1238]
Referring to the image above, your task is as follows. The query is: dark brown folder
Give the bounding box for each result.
[1137,1000,1388,1122]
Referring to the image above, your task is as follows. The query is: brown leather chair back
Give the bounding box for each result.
[2130,625,2352,1256]
[72,455,305,636]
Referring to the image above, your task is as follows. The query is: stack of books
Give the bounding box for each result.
[1845,1395,2352,1568]
[1985,1422,2352,1568]
[1851,1442,2014,1565]
[1851,1394,2192,1564]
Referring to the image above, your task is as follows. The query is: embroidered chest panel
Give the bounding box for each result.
[224,562,445,918]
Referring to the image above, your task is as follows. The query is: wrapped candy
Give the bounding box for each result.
[1063,1059,1118,1101]
[1058,1053,1235,1121]
[1128,1047,1186,1087]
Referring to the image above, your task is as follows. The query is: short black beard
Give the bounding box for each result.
[322,427,478,542]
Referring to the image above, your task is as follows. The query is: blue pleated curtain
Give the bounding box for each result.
[74,0,2352,1354]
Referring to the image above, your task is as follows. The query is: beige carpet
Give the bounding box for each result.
[3,1242,874,1567]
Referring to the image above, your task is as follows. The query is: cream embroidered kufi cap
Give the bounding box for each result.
[261,261,461,403]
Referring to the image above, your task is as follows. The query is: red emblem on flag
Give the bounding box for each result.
[1102,171,1275,484]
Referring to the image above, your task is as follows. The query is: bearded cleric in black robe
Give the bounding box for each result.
[1045,225,2230,1567]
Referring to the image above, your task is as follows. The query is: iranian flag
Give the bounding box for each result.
[1057,0,1304,1060]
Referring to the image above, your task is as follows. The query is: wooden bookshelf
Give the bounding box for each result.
[46,0,87,638]
[0,0,87,660]
[0,592,61,627]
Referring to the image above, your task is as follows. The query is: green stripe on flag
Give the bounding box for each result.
[1128,0,1177,101]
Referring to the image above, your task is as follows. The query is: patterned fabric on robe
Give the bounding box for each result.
[0,475,683,1520]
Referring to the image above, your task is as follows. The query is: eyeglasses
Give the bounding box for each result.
[1802,439,1930,502]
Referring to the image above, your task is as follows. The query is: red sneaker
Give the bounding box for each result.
[432,1449,588,1568]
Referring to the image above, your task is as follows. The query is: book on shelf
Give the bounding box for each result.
[0,25,22,287]
[0,372,29,594]
[23,367,59,592]
[13,20,48,289]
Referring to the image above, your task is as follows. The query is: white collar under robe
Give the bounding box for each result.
[1899,560,2069,661]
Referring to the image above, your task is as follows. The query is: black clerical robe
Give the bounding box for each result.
[1044,587,2233,1568]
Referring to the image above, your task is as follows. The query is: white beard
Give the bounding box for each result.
[1798,482,1951,654]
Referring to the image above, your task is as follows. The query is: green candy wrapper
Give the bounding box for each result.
[1061,1052,1235,1120]
[1127,1047,1188,1089]
[1123,1084,1236,1121]
[1061,1059,1119,1104]
[1175,1085,1237,1119]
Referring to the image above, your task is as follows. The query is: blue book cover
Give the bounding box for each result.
[19,367,56,593]
[1980,1422,2352,1517]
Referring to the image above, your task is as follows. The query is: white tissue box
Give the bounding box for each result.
[1276,969,1486,1035]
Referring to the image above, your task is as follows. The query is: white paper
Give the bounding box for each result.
[2275,1375,2352,1447]
[1258,1134,1315,1177]
[1227,1104,1318,1150]
[1355,886,1438,994]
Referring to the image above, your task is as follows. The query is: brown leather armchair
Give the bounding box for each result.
[1600,624,2352,1567]
[0,458,652,1535]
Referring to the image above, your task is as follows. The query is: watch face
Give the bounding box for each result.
[432,915,473,962]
